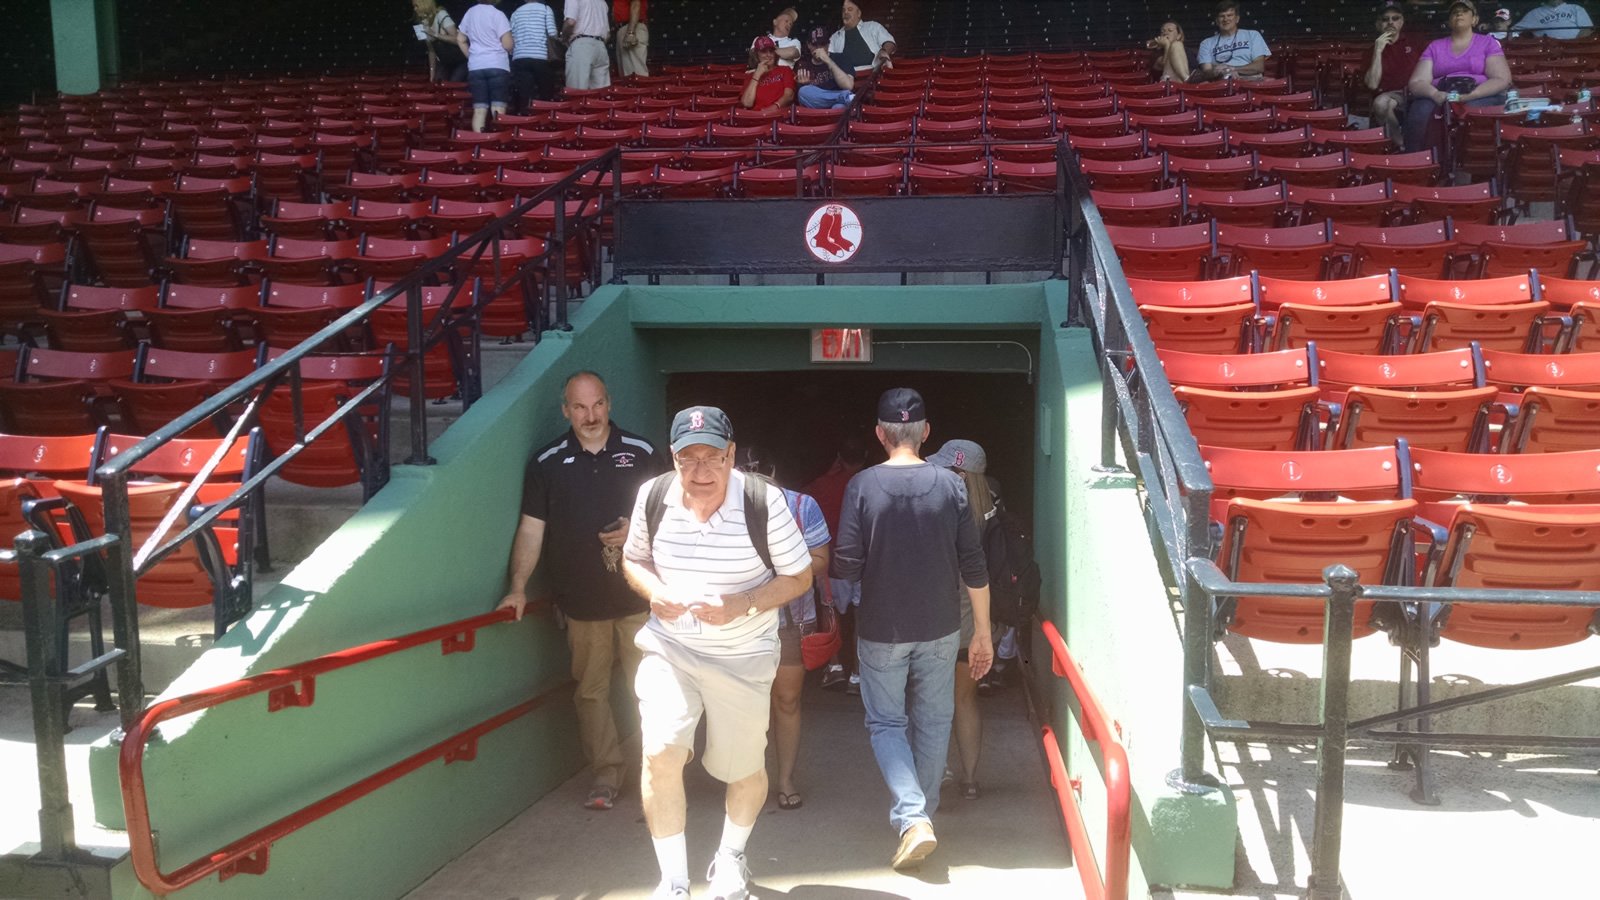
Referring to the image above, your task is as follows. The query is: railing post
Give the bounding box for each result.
[609,149,625,284]
[19,529,78,859]
[102,473,144,729]
[1174,560,1218,789]
[553,195,570,331]
[1307,563,1359,900]
[404,283,435,466]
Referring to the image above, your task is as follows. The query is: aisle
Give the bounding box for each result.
[406,671,1080,899]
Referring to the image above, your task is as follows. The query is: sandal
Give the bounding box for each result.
[962,781,980,801]
[777,791,804,810]
[584,785,618,811]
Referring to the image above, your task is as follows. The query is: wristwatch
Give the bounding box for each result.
[744,593,759,616]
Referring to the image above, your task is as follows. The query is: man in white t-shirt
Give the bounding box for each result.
[1514,0,1594,38]
[756,6,802,67]
[1196,0,1272,82]
[622,406,812,900]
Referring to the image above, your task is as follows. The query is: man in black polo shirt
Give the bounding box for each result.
[499,370,661,811]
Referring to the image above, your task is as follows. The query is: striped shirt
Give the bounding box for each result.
[510,2,558,60]
[625,470,810,657]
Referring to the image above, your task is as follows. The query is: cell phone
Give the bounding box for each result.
[413,24,428,40]
[602,517,628,533]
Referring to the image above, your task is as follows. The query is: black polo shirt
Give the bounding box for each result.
[520,424,662,620]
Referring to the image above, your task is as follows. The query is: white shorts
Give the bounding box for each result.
[634,628,779,783]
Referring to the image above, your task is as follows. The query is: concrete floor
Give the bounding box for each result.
[404,675,1081,900]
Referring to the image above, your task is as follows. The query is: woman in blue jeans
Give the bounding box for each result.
[1401,1,1512,153]
[457,0,515,133]
[796,26,856,109]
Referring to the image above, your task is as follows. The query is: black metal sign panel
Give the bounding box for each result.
[614,195,1062,275]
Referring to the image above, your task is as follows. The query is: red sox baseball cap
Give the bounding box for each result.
[877,387,926,423]
[753,35,778,52]
[670,406,734,453]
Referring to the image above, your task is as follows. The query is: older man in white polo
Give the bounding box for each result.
[622,406,813,900]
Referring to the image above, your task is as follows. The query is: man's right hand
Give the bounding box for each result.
[1375,30,1397,48]
[650,592,691,620]
[496,593,527,621]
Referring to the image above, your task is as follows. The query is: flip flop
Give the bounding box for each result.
[584,785,617,811]
[962,782,980,801]
[777,791,804,810]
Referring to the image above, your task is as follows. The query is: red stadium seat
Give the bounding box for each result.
[1106,223,1215,281]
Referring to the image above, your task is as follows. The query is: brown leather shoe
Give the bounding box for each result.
[891,821,937,870]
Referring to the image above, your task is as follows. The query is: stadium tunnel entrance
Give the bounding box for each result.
[666,368,1037,524]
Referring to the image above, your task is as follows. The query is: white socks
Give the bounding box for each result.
[652,832,688,888]
[720,816,754,855]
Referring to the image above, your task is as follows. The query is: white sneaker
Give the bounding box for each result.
[706,849,751,900]
[652,881,690,899]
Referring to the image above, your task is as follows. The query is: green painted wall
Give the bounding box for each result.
[90,287,665,899]
[1030,285,1237,893]
[85,280,1235,898]
[51,0,105,95]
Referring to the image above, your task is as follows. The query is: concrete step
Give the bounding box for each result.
[1213,630,1600,736]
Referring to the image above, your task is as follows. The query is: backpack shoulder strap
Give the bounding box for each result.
[743,473,774,575]
[643,472,675,548]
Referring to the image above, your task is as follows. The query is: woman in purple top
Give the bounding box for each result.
[1402,0,1513,152]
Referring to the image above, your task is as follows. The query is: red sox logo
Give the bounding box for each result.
[953,450,966,467]
[690,410,704,430]
[805,204,862,263]
[900,410,910,422]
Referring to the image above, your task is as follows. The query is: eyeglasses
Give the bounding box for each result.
[1381,15,1404,21]
[675,453,728,472]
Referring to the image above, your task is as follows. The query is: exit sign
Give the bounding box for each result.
[811,328,873,363]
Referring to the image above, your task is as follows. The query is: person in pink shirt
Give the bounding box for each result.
[1402,0,1513,152]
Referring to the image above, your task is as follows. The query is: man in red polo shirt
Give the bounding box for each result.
[615,0,648,77]
[1364,4,1429,144]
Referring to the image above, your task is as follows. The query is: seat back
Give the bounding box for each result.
[1432,503,1600,649]
[51,480,219,608]
[1217,497,1417,642]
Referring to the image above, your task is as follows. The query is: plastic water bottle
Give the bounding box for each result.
[1580,87,1592,105]
[1528,106,1544,123]
[1446,91,1461,103]
[1506,88,1520,105]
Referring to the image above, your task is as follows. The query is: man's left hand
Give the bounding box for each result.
[967,633,994,679]
[598,517,629,547]
[692,592,752,626]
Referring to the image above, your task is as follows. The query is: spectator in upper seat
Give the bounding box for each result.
[796,25,857,109]
[1148,20,1191,82]
[1514,0,1594,38]
[415,0,466,83]
[1195,0,1271,82]
[1485,7,1515,38]
[1403,0,1512,153]
[756,6,803,68]
[614,0,650,78]
[509,0,559,110]
[457,0,514,133]
[742,36,798,112]
[564,0,613,91]
[830,0,898,76]
[1364,5,1429,145]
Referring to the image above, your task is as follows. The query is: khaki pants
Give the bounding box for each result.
[567,611,648,789]
[615,22,649,77]
[565,35,611,90]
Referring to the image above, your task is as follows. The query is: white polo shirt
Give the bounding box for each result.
[625,469,810,657]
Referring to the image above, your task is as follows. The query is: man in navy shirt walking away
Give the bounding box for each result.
[831,388,993,871]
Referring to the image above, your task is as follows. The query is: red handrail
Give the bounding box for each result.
[1040,618,1132,900]
[119,608,565,895]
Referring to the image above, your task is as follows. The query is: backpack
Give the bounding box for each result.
[643,471,774,574]
[983,503,1041,628]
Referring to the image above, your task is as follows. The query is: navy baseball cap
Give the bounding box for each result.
[877,388,926,423]
[670,406,734,453]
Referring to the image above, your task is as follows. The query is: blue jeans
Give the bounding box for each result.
[467,67,511,109]
[798,84,854,109]
[857,631,960,834]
